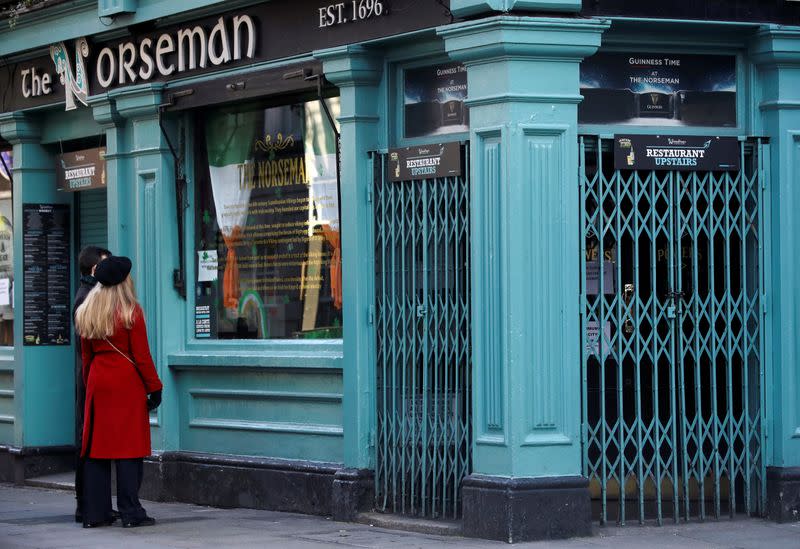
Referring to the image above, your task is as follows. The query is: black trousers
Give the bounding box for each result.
[82,458,148,524]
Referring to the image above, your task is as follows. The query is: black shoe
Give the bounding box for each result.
[122,516,156,528]
[82,518,115,528]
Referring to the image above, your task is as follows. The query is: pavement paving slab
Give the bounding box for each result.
[1,483,799,548]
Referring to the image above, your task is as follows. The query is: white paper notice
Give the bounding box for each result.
[0,278,9,306]
[586,260,615,295]
[197,250,218,282]
[586,320,612,359]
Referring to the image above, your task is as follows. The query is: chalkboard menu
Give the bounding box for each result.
[23,204,71,346]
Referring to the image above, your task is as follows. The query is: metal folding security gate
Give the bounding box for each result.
[372,149,472,519]
[580,136,767,525]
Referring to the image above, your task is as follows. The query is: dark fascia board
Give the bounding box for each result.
[164,61,330,112]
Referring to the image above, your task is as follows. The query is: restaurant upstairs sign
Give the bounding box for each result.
[56,147,106,191]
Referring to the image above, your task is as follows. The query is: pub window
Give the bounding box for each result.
[194,97,342,340]
[0,148,12,346]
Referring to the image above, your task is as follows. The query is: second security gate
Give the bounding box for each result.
[372,148,472,519]
[580,136,767,525]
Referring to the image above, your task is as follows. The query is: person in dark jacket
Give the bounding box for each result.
[72,246,111,523]
[75,256,162,528]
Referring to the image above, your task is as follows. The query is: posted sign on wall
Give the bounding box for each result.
[23,204,71,345]
[389,142,462,182]
[580,52,736,127]
[56,147,106,192]
[613,135,741,171]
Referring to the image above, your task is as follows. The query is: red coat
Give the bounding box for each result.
[81,305,162,458]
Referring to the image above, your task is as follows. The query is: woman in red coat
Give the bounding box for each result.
[75,256,163,528]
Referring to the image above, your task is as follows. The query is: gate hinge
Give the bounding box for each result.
[367,306,375,325]
[762,293,767,315]
[367,187,373,204]
[763,418,768,438]
[369,429,376,447]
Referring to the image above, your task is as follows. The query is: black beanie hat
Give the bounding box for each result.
[94,256,132,286]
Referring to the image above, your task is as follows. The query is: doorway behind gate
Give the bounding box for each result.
[372,148,472,520]
[579,136,767,525]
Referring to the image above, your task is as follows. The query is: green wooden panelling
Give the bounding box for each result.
[0,364,13,444]
[580,137,766,525]
[78,189,108,251]
[176,367,344,462]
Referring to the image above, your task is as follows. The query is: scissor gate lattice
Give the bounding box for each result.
[580,136,767,525]
[373,149,472,519]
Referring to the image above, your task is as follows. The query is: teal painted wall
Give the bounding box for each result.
[0,0,798,487]
[0,352,13,444]
[0,114,77,448]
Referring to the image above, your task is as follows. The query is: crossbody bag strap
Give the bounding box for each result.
[104,337,134,364]
[104,336,147,389]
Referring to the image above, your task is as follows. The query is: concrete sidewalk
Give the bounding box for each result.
[1,483,799,548]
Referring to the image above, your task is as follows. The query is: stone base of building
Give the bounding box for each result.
[767,466,800,523]
[461,474,591,543]
[331,468,374,521]
[140,452,372,517]
[0,445,76,485]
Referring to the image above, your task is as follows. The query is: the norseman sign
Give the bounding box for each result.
[0,0,452,113]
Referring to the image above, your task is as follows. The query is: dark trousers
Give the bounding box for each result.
[82,458,147,524]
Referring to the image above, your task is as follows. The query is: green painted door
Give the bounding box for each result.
[78,188,108,251]
[580,136,767,525]
[373,149,472,519]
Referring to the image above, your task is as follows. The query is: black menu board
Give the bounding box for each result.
[23,204,71,346]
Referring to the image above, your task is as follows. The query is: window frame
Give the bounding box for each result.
[183,94,345,349]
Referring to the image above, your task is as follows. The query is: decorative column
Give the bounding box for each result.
[750,27,800,523]
[0,112,75,481]
[439,16,608,542]
[314,45,383,520]
[91,84,183,463]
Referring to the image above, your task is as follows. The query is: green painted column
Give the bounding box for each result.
[439,16,608,541]
[0,113,74,454]
[315,45,383,520]
[91,84,182,454]
[750,26,800,522]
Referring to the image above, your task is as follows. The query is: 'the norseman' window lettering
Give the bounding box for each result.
[96,14,256,88]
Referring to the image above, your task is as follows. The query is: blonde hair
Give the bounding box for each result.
[75,275,139,339]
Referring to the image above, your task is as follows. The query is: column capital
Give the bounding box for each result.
[0,112,41,144]
[437,15,609,65]
[89,96,123,129]
[450,0,580,18]
[90,82,165,123]
[750,26,800,66]
[314,45,383,87]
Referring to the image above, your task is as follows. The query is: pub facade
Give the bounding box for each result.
[1,0,799,542]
